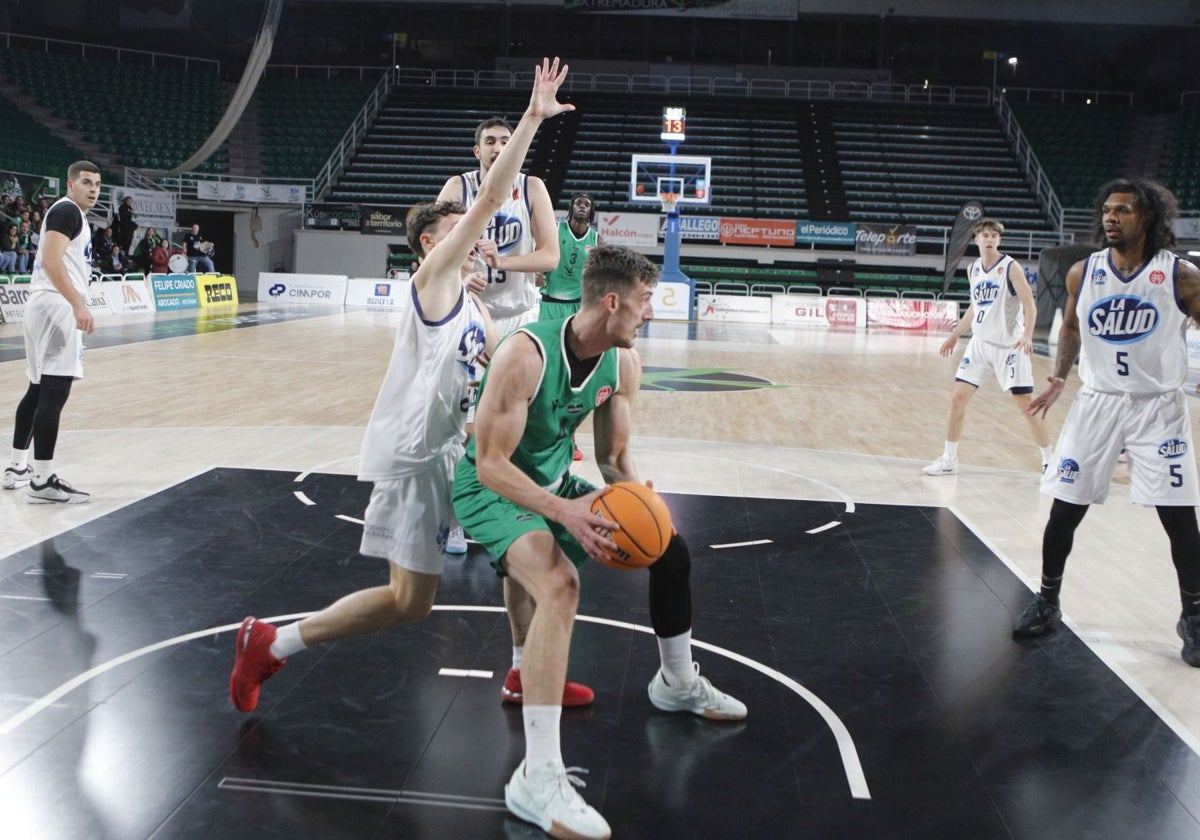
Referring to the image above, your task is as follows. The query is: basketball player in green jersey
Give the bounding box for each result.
[537,193,601,323]
[453,244,746,840]
[539,192,601,464]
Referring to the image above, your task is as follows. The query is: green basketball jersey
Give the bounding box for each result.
[468,316,619,489]
[541,221,597,302]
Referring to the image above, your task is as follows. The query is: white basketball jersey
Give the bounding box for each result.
[1076,249,1190,394]
[968,254,1022,345]
[457,170,539,319]
[358,283,488,480]
[30,196,91,298]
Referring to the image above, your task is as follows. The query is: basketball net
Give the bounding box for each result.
[659,192,680,214]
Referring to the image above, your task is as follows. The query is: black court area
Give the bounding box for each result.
[1,468,1198,840]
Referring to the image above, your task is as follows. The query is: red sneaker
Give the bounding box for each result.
[572,446,584,461]
[229,616,286,712]
[501,667,594,707]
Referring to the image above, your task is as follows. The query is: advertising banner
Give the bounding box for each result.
[770,294,865,329]
[106,278,156,314]
[696,294,772,324]
[84,281,109,314]
[941,200,985,293]
[197,274,239,307]
[866,298,959,331]
[795,220,856,246]
[258,272,347,305]
[196,181,307,204]
[659,216,721,242]
[111,186,176,232]
[719,218,796,247]
[651,281,691,320]
[360,205,408,236]
[345,278,410,308]
[305,203,362,231]
[855,223,918,256]
[150,274,200,310]
[0,279,32,322]
[598,212,658,250]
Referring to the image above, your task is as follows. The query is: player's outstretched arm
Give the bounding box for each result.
[1028,260,1084,418]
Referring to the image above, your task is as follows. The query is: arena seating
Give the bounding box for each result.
[0,48,226,173]
[259,77,375,178]
[0,94,97,178]
[1007,101,1135,209]
[1162,104,1200,212]
[832,102,1052,232]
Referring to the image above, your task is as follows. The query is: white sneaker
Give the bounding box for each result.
[922,456,958,476]
[2,465,33,489]
[444,525,467,555]
[26,474,90,504]
[504,759,611,840]
[648,663,747,721]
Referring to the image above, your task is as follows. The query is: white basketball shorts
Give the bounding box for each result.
[359,447,461,574]
[23,291,83,383]
[955,336,1033,392]
[1041,387,1199,506]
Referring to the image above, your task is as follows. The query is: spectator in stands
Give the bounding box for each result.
[183,222,215,273]
[133,226,165,274]
[115,195,137,254]
[16,220,36,273]
[91,226,115,268]
[0,223,17,272]
[922,218,1053,476]
[0,194,15,223]
[106,245,129,275]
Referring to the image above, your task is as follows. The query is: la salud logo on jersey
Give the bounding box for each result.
[595,385,612,406]
[488,213,525,254]
[1149,270,1166,285]
[1087,294,1159,344]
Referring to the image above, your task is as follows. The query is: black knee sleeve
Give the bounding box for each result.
[1156,506,1200,595]
[13,382,39,450]
[648,532,692,638]
[1042,499,1089,581]
[31,375,72,461]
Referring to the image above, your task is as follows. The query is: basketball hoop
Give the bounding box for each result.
[659,192,680,214]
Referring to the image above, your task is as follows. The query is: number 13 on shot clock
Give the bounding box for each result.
[661,105,686,142]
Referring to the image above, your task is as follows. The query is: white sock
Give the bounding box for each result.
[11,448,28,469]
[33,459,52,483]
[943,442,958,461]
[657,630,695,688]
[269,622,307,659]
[1040,446,1053,464]
[523,704,562,771]
[512,645,524,670]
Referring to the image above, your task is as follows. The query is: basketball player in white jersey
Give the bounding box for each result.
[228,58,575,713]
[436,116,560,338]
[923,218,1053,475]
[2,161,100,504]
[1012,177,1200,668]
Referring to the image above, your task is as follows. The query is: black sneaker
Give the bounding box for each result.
[1012,594,1062,637]
[1177,616,1200,667]
[26,474,91,505]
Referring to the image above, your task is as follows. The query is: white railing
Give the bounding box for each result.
[312,68,394,201]
[0,30,219,74]
[994,95,1064,234]
[998,86,1134,107]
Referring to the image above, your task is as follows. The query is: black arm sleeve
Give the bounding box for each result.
[44,203,84,240]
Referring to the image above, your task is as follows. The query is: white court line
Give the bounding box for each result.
[293,491,315,506]
[0,595,51,602]
[218,777,507,812]
[438,668,494,679]
[806,521,842,535]
[0,605,871,800]
[710,539,773,550]
[336,514,364,525]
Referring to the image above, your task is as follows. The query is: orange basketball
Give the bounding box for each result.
[590,482,673,570]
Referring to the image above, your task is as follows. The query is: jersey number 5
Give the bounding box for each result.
[1116,351,1129,376]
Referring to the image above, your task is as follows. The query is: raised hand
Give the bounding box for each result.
[526,57,574,121]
